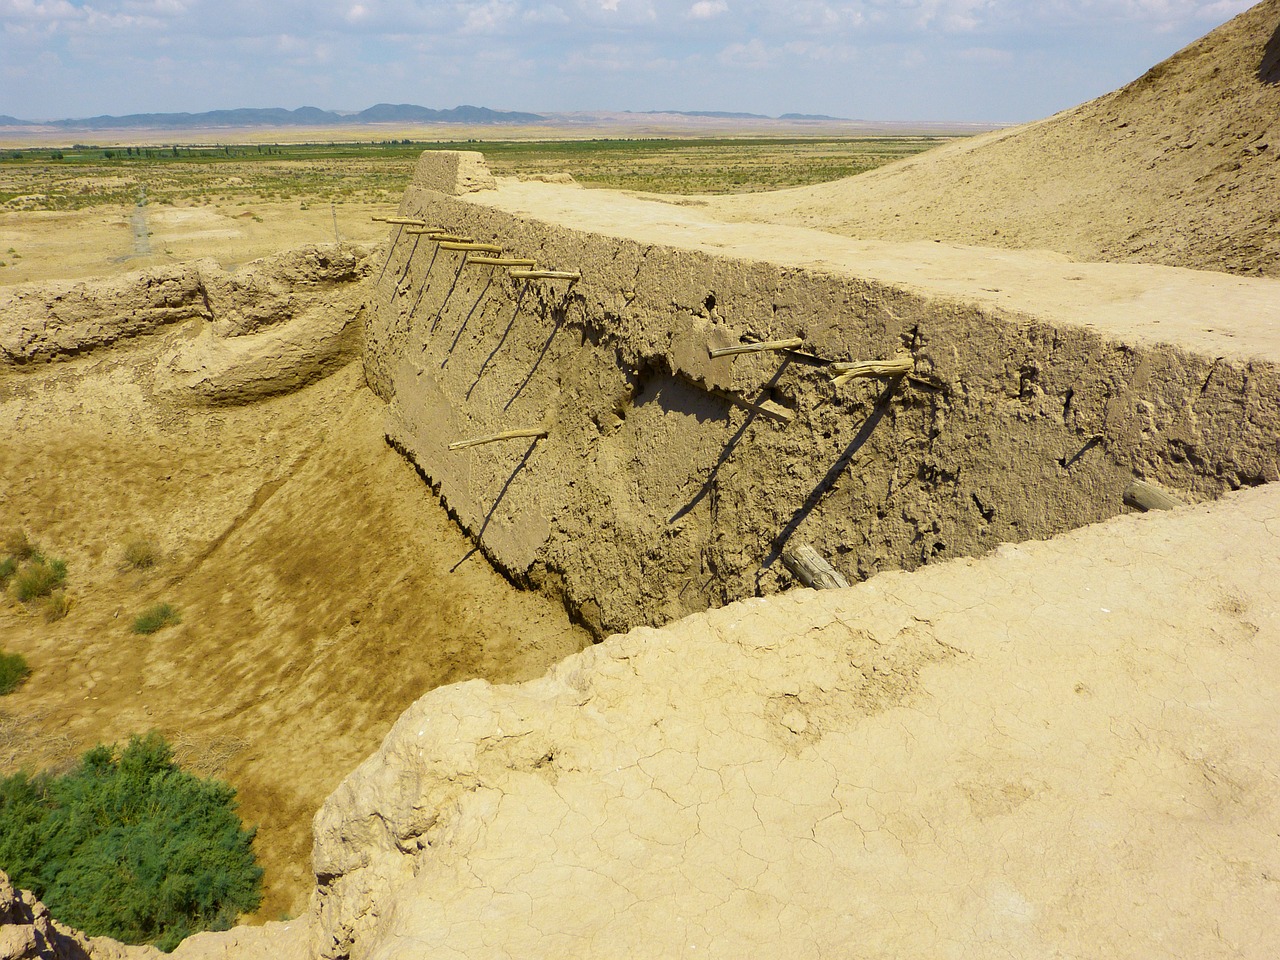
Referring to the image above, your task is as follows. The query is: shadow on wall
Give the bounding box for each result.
[1261,22,1280,84]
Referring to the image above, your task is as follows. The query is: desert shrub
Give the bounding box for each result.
[3,530,35,562]
[12,557,67,602]
[0,556,14,586]
[123,538,159,570]
[133,603,181,634]
[0,733,262,951]
[41,590,71,623]
[0,652,30,695]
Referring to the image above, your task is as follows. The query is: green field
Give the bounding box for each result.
[0,137,951,211]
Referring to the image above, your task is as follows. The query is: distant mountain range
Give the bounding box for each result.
[0,104,548,129]
[0,104,854,129]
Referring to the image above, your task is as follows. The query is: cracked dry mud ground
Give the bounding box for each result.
[313,482,1280,959]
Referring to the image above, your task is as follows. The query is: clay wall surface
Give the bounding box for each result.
[366,157,1280,636]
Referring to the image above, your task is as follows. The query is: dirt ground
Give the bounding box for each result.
[0,198,391,285]
[0,344,589,919]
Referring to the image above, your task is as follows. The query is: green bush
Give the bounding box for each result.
[0,651,30,695]
[12,557,67,602]
[0,733,262,951]
[0,556,15,586]
[133,603,181,634]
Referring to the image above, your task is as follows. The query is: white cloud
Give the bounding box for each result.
[688,0,727,18]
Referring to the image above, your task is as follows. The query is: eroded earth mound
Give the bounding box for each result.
[709,0,1280,277]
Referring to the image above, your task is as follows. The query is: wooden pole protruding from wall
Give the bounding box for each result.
[374,216,429,226]
[509,269,581,281]
[781,543,850,590]
[466,257,538,268]
[830,355,913,386]
[407,230,471,241]
[448,427,549,451]
[709,337,805,359]
[1123,480,1185,512]
[438,241,504,253]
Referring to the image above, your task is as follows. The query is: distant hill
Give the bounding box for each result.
[640,110,773,120]
[778,113,849,121]
[8,104,548,130]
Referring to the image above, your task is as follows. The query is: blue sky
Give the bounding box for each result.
[0,0,1258,122]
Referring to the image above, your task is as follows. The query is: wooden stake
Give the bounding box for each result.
[374,216,430,226]
[466,257,538,268]
[509,269,581,281]
[709,337,804,359]
[438,241,504,253]
[830,355,913,386]
[448,427,548,451]
[407,230,471,241]
[1123,480,1185,511]
[782,543,849,590]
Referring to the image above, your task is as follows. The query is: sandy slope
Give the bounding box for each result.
[0,342,589,920]
[708,0,1280,278]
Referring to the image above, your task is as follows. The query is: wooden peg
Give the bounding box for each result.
[407,230,471,241]
[709,337,804,359]
[830,355,913,386]
[781,543,850,590]
[466,257,538,268]
[448,427,549,451]
[438,241,504,253]
[509,269,581,281]
[375,216,429,226]
[1123,480,1184,511]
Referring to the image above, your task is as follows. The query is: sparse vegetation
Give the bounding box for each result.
[123,537,160,570]
[2,532,72,616]
[4,530,36,562]
[0,136,952,212]
[133,602,181,634]
[11,555,67,602]
[0,732,262,951]
[0,652,30,695]
[41,590,71,623]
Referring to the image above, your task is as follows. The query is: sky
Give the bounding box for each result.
[0,0,1260,122]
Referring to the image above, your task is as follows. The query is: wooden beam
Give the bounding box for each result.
[448,427,549,451]
[781,543,850,590]
[709,337,805,359]
[466,257,538,268]
[830,355,913,386]
[374,216,429,226]
[438,241,504,253]
[1123,480,1185,511]
[509,269,581,281]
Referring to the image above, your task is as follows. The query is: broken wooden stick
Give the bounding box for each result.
[509,269,581,281]
[830,355,913,386]
[448,426,549,451]
[782,543,850,590]
[439,241,504,253]
[466,257,538,268]
[1123,480,1185,511]
[709,337,805,359]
